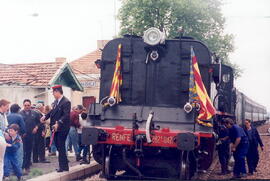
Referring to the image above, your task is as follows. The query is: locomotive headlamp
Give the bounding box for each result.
[143,27,165,46]
[107,97,116,107]
[150,50,159,61]
[184,102,193,113]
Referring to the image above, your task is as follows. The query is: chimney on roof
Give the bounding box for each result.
[55,57,66,63]
[97,40,109,50]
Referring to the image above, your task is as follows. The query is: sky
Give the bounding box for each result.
[0,0,269,110]
[0,0,121,63]
[222,0,270,110]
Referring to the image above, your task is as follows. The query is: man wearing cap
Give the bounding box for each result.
[224,118,249,179]
[41,85,71,172]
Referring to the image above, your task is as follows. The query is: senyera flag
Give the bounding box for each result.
[191,47,216,120]
[109,44,123,104]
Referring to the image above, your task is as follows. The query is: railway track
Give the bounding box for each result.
[84,157,220,181]
[194,155,219,180]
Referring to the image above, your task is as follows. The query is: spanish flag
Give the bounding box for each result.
[109,44,123,104]
[190,47,216,120]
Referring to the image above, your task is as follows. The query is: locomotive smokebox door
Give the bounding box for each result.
[82,127,99,145]
[176,133,195,151]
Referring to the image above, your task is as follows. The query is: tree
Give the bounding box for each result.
[118,0,240,77]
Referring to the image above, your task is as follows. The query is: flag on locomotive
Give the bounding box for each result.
[102,44,123,107]
[186,47,216,127]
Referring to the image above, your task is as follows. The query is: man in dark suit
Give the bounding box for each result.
[41,85,71,172]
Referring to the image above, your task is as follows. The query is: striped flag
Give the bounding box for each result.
[188,50,199,104]
[190,47,216,120]
[109,44,123,104]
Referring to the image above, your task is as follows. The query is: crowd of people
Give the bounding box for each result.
[0,85,90,181]
[217,117,264,179]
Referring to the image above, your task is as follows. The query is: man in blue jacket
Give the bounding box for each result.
[7,104,26,168]
[244,119,264,175]
[217,123,230,175]
[224,118,249,179]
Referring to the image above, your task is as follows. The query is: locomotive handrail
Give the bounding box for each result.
[145,111,154,143]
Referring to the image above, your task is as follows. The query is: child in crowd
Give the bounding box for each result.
[3,124,22,181]
[78,112,89,164]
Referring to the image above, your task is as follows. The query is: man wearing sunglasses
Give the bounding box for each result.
[19,99,40,175]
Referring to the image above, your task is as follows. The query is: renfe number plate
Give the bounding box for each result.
[110,132,175,146]
[151,135,174,145]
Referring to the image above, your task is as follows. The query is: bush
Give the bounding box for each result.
[29,168,43,178]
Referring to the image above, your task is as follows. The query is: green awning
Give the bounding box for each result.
[50,63,83,91]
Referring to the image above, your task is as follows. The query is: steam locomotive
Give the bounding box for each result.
[82,27,267,180]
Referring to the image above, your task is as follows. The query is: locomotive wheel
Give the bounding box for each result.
[104,146,116,179]
[104,155,112,178]
[92,144,104,164]
[179,151,190,180]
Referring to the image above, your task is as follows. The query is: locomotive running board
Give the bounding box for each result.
[82,125,212,148]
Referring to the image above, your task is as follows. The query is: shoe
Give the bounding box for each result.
[40,160,51,163]
[3,176,9,181]
[80,158,90,164]
[33,160,39,163]
[17,176,21,181]
[56,168,69,172]
[230,175,241,180]
[241,173,247,178]
[23,169,30,176]
[248,172,254,175]
[76,155,82,161]
[254,169,257,172]
[48,152,56,156]
[83,157,89,163]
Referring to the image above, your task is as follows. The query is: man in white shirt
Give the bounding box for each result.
[0,99,10,180]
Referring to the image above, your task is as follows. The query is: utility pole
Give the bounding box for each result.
[114,0,117,37]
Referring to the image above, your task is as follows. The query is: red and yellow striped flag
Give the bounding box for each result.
[191,47,216,120]
[109,44,123,104]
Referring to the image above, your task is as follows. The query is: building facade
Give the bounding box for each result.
[0,59,83,107]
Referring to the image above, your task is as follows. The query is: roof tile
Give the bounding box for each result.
[0,62,63,86]
[70,50,101,75]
